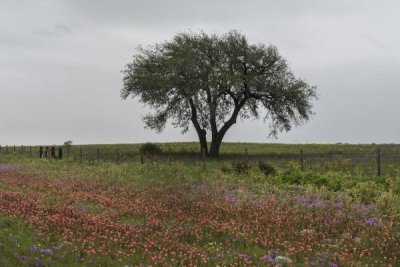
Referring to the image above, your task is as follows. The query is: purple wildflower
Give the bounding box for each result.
[34,259,45,267]
[260,249,276,262]
[40,246,58,254]
[28,245,37,253]
[334,202,342,209]
[268,249,276,259]
[311,256,316,266]
[329,262,338,267]
[260,255,272,262]
[366,217,379,226]
[224,195,237,202]
[215,253,224,259]
[0,163,16,170]
[14,253,29,261]
[352,204,377,216]
[235,249,251,260]
[293,195,325,208]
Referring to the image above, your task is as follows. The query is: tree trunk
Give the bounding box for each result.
[208,103,244,157]
[189,98,209,157]
[198,129,208,156]
[209,136,222,157]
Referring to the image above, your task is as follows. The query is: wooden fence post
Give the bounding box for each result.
[50,147,56,158]
[39,146,43,158]
[377,147,381,176]
[80,147,83,160]
[58,147,63,159]
[300,149,304,172]
[97,148,100,162]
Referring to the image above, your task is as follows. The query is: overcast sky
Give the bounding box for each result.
[1,0,400,145]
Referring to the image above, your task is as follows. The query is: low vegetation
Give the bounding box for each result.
[0,143,400,266]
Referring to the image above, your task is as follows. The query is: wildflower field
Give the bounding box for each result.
[1,143,400,266]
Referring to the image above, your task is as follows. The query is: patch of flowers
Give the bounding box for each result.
[0,168,399,265]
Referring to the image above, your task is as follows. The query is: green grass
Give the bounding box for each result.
[0,213,88,267]
[2,142,397,175]
[1,141,394,157]
[2,145,399,209]
[0,213,150,267]
[1,142,400,265]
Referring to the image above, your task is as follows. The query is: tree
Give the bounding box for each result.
[121,31,317,157]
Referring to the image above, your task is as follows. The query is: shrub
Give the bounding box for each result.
[346,181,383,204]
[258,161,276,176]
[63,140,73,148]
[281,170,302,185]
[231,160,251,174]
[139,142,162,155]
[279,169,329,187]
[376,192,400,216]
[388,176,400,194]
[220,164,232,173]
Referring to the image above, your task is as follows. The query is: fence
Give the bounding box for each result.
[0,144,398,176]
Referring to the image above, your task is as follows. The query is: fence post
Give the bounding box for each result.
[140,150,144,164]
[377,147,381,176]
[58,147,63,159]
[39,146,43,158]
[50,147,56,158]
[80,147,83,160]
[300,149,304,172]
[97,148,100,162]
[13,145,16,153]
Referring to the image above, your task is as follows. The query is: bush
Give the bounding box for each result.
[281,169,302,185]
[63,140,73,148]
[279,169,329,187]
[220,164,232,173]
[139,143,162,155]
[232,160,251,174]
[388,176,400,194]
[258,161,276,176]
[376,192,400,216]
[345,181,383,204]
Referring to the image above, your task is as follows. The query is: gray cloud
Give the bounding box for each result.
[361,33,386,50]
[34,23,73,38]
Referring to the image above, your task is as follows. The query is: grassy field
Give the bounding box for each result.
[0,142,400,266]
[4,141,399,156]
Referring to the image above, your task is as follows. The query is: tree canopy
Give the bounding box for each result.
[122,30,317,157]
